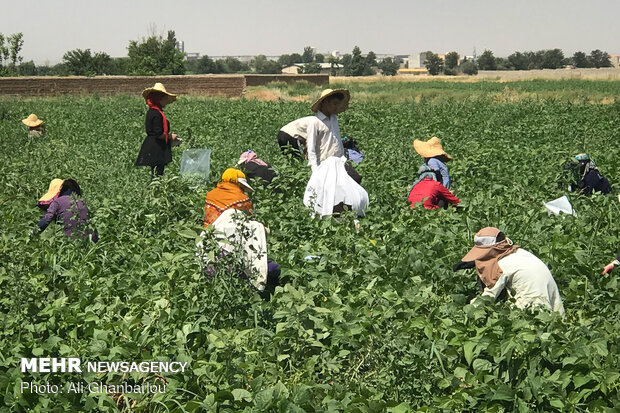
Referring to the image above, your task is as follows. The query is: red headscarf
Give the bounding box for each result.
[146,93,169,143]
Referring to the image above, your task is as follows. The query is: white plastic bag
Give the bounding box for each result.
[180,148,211,180]
[544,195,577,217]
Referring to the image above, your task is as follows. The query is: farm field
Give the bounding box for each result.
[0,80,619,411]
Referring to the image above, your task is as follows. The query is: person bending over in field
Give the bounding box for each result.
[453,227,564,316]
[306,88,362,184]
[33,178,98,242]
[135,83,182,179]
[408,164,460,210]
[277,116,315,159]
[236,150,279,190]
[203,168,254,227]
[413,136,452,189]
[22,114,46,137]
[564,153,611,195]
[304,156,369,218]
[199,168,280,296]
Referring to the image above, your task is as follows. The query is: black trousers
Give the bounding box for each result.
[344,162,362,185]
[150,164,165,178]
[277,131,304,159]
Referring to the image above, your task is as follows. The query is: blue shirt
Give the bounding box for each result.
[427,158,451,189]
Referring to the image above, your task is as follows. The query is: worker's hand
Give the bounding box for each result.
[171,132,179,140]
[453,260,475,272]
[602,264,614,274]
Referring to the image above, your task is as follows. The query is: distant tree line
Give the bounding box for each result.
[2,31,614,78]
[423,48,613,76]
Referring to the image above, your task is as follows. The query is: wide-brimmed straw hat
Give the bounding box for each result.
[38,178,64,203]
[221,168,253,192]
[141,82,177,103]
[310,88,350,113]
[22,114,44,127]
[413,136,452,160]
[461,227,507,261]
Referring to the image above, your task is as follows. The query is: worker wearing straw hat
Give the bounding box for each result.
[413,136,452,189]
[22,114,46,137]
[453,227,564,315]
[306,88,361,183]
[135,83,182,178]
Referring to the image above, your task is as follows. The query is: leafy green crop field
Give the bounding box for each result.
[1,83,619,411]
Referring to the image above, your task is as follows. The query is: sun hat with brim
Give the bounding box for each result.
[310,88,350,113]
[141,82,178,103]
[413,136,452,160]
[461,227,506,262]
[38,178,64,203]
[221,168,254,192]
[22,114,44,127]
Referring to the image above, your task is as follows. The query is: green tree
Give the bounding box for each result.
[127,30,185,75]
[18,60,37,76]
[444,52,459,70]
[365,51,377,67]
[0,32,24,75]
[62,49,113,76]
[278,54,293,67]
[589,49,611,68]
[251,55,282,74]
[424,51,443,76]
[572,51,589,68]
[460,59,478,75]
[477,50,496,70]
[195,55,218,73]
[327,55,340,76]
[298,62,321,74]
[541,49,565,69]
[302,46,314,63]
[378,57,399,76]
[508,51,529,70]
[315,53,325,63]
[345,46,373,76]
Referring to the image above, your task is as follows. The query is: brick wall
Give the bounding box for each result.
[244,74,329,87]
[0,75,246,98]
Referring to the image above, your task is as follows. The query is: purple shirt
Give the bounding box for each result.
[37,195,97,241]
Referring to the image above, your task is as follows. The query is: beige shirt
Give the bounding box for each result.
[479,248,565,316]
[279,116,315,141]
[306,111,345,170]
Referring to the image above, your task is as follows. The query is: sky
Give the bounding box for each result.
[2,0,619,65]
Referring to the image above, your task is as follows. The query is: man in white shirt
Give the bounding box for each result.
[453,227,565,316]
[306,89,349,171]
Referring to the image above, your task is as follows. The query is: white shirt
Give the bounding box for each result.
[479,248,565,316]
[279,116,315,141]
[306,111,345,170]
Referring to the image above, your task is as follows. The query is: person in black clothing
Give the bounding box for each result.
[565,153,611,195]
[236,150,279,190]
[135,83,182,178]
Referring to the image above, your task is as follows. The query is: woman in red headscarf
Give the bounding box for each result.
[135,83,181,178]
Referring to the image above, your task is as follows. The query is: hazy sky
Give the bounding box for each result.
[2,0,619,65]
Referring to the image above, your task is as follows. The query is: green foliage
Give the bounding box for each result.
[460,60,478,75]
[379,57,400,76]
[477,50,497,70]
[62,49,113,76]
[302,46,314,64]
[589,50,612,68]
[251,55,282,74]
[444,52,460,71]
[344,46,374,76]
[298,62,321,74]
[126,30,185,76]
[424,51,444,76]
[0,32,24,76]
[572,51,590,68]
[1,83,619,410]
